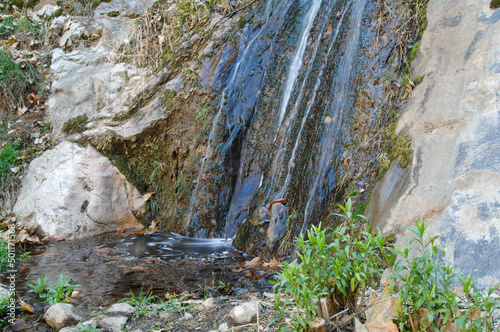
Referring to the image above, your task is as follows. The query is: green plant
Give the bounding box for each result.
[0,141,21,183]
[492,0,500,9]
[0,47,40,100]
[196,106,209,121]
[119,287,157,318]
[272,213,390,330]
[159,293,194,315]
[28,274,80,304]
[385,220,500,331]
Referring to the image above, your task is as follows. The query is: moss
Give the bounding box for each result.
[491,0,500,9]
[106,10,120,17]
[412,75,424,86]
[5,0,40,8]
[390,132,412,168]
[408,41,419,63]
[62,115,88,134]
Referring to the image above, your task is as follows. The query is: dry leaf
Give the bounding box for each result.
[18,299,34,313]
[150,220,158,230]
[17,106,28,115]
[142,191,156,202]
[263,257,282,268]
[244,257,261,269]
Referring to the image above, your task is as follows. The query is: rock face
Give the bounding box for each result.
[13,141,144,238]
[367,0,500,285]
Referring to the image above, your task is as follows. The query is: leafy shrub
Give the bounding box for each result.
[492,0,500,9]
[28,274,80,304]
[386,220,500,331]
[272,214,391,331]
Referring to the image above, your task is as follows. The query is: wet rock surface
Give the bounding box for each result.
[367,0,500,285]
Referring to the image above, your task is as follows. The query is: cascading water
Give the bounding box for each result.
[185,0,391,252]
[277,0,323,128]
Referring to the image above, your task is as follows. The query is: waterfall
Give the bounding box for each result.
[300,0,368,234]
[277,0,323,128]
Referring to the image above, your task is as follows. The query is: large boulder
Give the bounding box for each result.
[366,0,500,286]
[13,141,144,239]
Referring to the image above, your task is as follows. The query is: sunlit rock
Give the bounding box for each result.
[13,141,144,239]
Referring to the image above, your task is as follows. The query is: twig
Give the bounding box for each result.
[331,298,393,330]
[257,301,261,332]
[221,0,258,19]
[330,308,349,320]
[231,323,258,330]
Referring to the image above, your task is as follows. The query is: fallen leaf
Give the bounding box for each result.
[18,299,34,313]
[16,106,27,116]
[344,158,349,166]
[244,257,261,269]
[142,191,156,202]
[263,257,282,268]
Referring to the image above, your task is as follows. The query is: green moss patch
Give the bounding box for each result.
[491,0,500,9]
[62,115,88,134]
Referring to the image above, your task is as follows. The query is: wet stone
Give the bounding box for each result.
[44,303,83,331]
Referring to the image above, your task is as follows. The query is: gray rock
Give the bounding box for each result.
[0,284,10,302]
[13,141,144,239]
[266,203,287,248]
[96,315,128,332]
[366,0,500,286]
[229,300,260,325]
[44,303,83,331]
[108,302,134,316]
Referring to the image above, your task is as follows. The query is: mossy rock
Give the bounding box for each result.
[62,115,88,134]
[491,0,500,9]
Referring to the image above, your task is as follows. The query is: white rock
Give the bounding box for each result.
[229,300,260,325]
[44,303,83,331]
[218,322,229,331]
[96,315,128,332]
[13,142,144,239]
[108,302,134,316]
[202,297,216,308]
[183,312,193,320]
[33,4,61,21]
